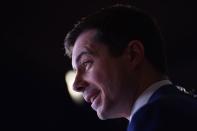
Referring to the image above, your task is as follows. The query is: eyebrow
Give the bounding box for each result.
[76,51,92,64]
[73,50,94,70]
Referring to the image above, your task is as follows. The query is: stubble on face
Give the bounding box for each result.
[72,29,135,120]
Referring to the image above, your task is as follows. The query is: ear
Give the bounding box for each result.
[126,40,145,69]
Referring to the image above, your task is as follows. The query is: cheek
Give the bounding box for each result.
[87,64,112,94]
[89,68,109,88]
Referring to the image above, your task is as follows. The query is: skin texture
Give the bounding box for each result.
[71,29,165,120]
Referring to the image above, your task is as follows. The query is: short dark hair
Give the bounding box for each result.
[64,4,167,74]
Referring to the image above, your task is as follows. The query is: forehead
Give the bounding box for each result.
[73,29,97,52]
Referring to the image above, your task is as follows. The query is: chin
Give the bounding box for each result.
[97,111,108,120]
[96,106,119,120]
[96,106,108,120]
[97,114,106,120]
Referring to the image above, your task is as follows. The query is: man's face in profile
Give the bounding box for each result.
[71,29,134,119]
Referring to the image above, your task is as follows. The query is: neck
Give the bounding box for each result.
[125,61,168,120]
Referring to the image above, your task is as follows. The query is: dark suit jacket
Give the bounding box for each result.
[127,84,197,131]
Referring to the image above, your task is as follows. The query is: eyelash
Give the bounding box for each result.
[80,61,92,70]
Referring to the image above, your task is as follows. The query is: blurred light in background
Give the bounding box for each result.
[65,70,84,104]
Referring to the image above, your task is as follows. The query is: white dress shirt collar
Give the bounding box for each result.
[129,79,172,121]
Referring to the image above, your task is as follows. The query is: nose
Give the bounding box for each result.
[73,71,88,92]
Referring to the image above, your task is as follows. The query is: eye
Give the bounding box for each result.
[81,60,93,70]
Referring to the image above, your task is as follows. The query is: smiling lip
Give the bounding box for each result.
[90,94,98,103]
[84,90,100,104]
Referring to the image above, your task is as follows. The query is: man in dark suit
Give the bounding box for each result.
[64,4,197,131]
[127,84,197,131]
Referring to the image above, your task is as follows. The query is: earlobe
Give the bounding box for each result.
[127,40,145,68]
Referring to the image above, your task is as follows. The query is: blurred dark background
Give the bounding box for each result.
[2,0,197,130]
